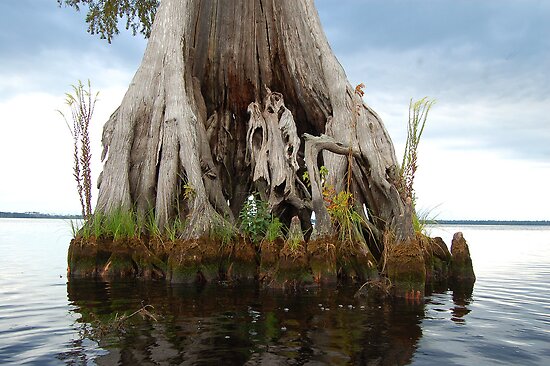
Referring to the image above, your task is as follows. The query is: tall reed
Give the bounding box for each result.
[400,97,435,202]
[58,80,98,220]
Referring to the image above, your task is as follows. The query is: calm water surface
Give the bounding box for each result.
[0,219,549,365]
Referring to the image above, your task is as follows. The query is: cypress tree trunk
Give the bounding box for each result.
[95,0,414,246]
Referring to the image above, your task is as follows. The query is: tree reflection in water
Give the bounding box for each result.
[64,280,443,365]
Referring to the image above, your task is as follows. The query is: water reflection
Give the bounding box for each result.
[450,287,473,324]
[66,280,435,365]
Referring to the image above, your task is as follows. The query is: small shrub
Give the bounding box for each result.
[239,194,281,244]
[323,186,364,246]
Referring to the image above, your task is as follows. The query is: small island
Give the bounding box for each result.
[65,0,475,298]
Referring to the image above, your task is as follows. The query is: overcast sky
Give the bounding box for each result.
[0,0,549,220]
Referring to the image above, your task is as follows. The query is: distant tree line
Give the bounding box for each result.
[1,212,546,226]
[435,220,550,226]
[0,212,82,219]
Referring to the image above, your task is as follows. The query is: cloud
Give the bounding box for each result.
[0,0,145,98]
[0,86,128,214]
[1,0,548,219]
[314,0,550,163]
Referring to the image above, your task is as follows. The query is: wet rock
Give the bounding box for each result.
[386,237,426,298]
[423,236,451,286]
[450,232,476,285]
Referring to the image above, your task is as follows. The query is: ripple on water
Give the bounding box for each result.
[1,221,550,365]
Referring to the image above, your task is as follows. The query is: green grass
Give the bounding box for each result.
[265,217,284,243]
[103,208,138,240]
[210,217,238,247]
[164,217,186,242]
[74,208,138,241]
[143,209,161,239]
[413,207,439,235]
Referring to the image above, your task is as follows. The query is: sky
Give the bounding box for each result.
[0,0,549,220]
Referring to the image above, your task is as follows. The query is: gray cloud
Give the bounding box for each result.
[0,0,145,97]
[1,0,548,162]
[315,0,550,162]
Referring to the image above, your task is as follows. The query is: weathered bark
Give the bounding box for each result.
[95,0,413,247]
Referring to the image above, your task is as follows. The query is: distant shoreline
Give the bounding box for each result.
[1,211,548,226]
[0,212,81,219]
[434,220,550,226]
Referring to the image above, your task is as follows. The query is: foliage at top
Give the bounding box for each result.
[58,0,159,42]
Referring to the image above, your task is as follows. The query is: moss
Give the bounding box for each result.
[67,231,441,298]
[170,265,201,284]
[101,252,136,277]
[200,263,220,282]
[68,237,103,277]
[259,239,283,283]
[307,239,337,285]
[270,240,313,288]
[419,235,451,287]
[326,238,379,284]
[385,236,426,298]
[450,232,476,285]
[228,239,258,281]
[167,240,204,284]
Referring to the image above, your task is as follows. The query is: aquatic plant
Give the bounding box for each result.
[239,194,283,244]
[58,80,98,220]
[413,207,439,235]
[323,186,365,247]
[265,217,284,243]
[399,97,435,202]
[397,97,436,235]
[210,216,238,247]
[101,208,139,241]
[80,305,159,340]
[164,217,186,242]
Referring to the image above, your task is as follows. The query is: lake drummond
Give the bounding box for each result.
[0,219,549,365]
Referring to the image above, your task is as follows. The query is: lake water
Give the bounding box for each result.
[0,219,549,365]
